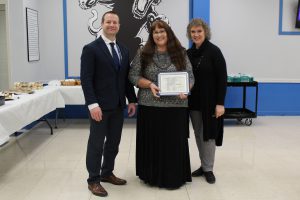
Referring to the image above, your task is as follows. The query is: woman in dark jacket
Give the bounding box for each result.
[186,18,227,184]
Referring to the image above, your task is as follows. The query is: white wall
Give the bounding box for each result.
[0,3,9,90]
[8,0,40,82]
[210,0,300,82]
[37,0,64,82]
[5,0,300,83]
[6,0,64,83]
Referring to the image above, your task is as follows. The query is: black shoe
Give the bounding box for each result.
[203,171,216,184]
[191,167,204,177]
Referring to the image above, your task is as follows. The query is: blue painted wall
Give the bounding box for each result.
[257,83,300,115]
[191,0,210,23]
[225,83,300,116]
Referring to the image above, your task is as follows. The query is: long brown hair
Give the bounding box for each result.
[141,20,186,71]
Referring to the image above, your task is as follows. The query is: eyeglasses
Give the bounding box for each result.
[153,30,166,35]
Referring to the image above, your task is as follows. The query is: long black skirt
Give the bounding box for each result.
[136,105,192,188]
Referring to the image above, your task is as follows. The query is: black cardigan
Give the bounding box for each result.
[187,39,227,146]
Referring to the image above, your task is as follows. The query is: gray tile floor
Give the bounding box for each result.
[0,117,300,200]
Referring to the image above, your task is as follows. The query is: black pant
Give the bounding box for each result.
[86,107,124,184]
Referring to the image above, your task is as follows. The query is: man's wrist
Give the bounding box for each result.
[88,103,100,110]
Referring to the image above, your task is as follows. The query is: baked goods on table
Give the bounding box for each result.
[75,79,81,85]
[0,91,14,100]
[0,82,44,102]
[13,81,43,93]
[4,82,43,96]
[28,82,43,90]
[60,79,81,86]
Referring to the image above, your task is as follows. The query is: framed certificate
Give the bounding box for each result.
[26,8,40,62]
[158,72,189,96]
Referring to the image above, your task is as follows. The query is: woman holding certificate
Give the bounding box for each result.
[129,20,194,189]
[186,18,227,184]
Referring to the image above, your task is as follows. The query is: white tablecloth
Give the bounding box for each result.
[57,86,85,105]
[56,85,138,105]
[0,85,139,145]
[0,87,65,145]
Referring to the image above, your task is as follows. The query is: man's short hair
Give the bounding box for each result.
[101,11,120,23]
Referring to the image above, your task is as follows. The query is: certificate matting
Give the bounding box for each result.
[158,72,189,96]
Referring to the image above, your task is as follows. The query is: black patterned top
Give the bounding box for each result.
[129,49,194,108]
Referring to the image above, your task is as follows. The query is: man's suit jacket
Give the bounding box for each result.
[80,36,137,110]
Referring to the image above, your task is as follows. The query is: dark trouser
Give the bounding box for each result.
[86,107,124,184]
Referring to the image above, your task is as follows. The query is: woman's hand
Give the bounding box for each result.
[149,83,160,98]
[215,105,225,118]
[178,93,188,100]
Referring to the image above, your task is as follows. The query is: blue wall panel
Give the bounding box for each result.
[192,0,210,23]
[225,83,300,116]
[258,83,300,115]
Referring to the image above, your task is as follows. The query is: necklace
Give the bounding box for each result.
[194,56,204,71]
[153,52,172,69]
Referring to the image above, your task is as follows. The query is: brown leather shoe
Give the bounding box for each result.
[100,174,127,185]
[88,182,108,197]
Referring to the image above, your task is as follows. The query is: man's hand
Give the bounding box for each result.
[127,103,136,117]
[90,106,102,122]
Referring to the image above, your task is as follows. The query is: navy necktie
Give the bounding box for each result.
[109,42,120,70]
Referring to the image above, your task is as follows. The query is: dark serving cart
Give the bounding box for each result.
[224,81,258,126]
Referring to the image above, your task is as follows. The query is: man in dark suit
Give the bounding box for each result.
[80,11,137,197]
